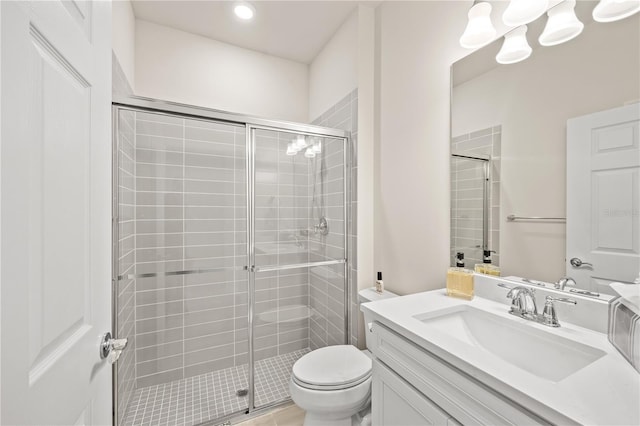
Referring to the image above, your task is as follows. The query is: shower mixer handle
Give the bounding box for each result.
[314,216,329,236]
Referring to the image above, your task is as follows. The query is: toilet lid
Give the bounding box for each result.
[292,345,372,389]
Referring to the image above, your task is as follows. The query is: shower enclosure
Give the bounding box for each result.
[450,153,490,268]
[113,97,350,426]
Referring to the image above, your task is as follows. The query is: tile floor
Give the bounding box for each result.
[123,348,310,426]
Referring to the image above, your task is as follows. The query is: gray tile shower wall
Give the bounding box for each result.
[311,89,358,347]
[117,108,136,425]
[133,112,249,388]
[450,126,501,268]
[253,129,311,361]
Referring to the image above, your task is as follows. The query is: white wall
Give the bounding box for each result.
[112,0,136,90]
[355,4,377,346]
[135,20,309,123]
[374,1,472,296]
[452,16,640,282]
[308,10,358,122]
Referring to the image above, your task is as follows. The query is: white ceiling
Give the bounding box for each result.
[131,1,361,64]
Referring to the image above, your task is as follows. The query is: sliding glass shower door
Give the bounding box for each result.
[249,128,348,409]
[113,101,349,426]
[115,108,250,425]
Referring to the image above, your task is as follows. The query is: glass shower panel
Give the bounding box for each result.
[116,109,250,426]
[251,128,347,409]
[252,129,346,268]
[450,155,487,268]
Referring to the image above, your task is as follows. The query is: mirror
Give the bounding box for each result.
[451,1,640,293]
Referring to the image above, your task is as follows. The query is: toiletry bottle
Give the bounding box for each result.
[455,252,465,268]
[446,267,474,300]
[375,272,384,294]
[474,250,501,276]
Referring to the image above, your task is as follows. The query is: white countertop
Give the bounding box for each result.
[361,289,640,425]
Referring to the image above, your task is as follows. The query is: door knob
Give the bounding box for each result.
[570,257,593,268]
[100,332,128,364]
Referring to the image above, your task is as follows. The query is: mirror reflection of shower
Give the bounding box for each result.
[286,134,329,237]
[450,153,490,268]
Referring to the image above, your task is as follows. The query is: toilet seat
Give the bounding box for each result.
[292,345,372,391]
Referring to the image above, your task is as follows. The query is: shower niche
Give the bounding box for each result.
[113,98,349,426]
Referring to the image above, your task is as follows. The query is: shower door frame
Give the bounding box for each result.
[111,96,351,426]
[450,153,491,257]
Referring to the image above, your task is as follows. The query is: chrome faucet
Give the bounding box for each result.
[499,283,577,327]
[506,286,538,319]
[555,277,576,290]
[554,276,601,297]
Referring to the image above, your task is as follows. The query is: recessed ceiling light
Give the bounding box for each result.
[234,2,256,20]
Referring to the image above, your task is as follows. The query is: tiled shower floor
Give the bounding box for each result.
[122,348,310,426]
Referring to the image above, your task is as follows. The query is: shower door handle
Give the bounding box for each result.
[100,332,128,364]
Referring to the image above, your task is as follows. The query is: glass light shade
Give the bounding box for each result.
[496,26,532,64]
[286,142,297,156]
[312,140,322,154]
[539,0,584,46]
[459,2,497,49]
[503,0,549,26]
[593,0,640,22]
[293,135,307,150]
[304,148,316,158]
[234,2,255,20]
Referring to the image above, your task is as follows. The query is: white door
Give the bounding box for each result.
[1,1,112,424]
[567,103,640,295]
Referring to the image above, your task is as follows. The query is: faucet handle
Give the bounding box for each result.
[504,286,537,316]
[542,296,577,327]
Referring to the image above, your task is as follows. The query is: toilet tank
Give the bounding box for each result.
[358,288,398,349]
[358,287,397,303]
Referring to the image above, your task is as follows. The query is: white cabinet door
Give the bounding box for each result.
[567,103,640,294]
[1,1,112,424]
[372,359,452,426]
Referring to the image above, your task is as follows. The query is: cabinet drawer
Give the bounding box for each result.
[369,321,549,426]
[373,359,452,426]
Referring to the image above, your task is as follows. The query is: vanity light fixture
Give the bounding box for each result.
[539,0,584,46]
[496,26,532,64]
[503,0,549,26]
[286,142,297,156]
[592,0,640,22]
[293,135,308,150]
[460,1,497,49]
[286,135,320,158]
[312,140,322,154]
[234,2,256,20]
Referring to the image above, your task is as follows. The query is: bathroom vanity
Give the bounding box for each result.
[361,275,640,426]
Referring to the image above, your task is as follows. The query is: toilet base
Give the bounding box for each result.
[302,404,371,426]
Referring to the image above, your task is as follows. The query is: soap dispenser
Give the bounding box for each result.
[474,250,501,276]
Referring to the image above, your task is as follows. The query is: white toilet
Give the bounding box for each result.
[289,288,397,426]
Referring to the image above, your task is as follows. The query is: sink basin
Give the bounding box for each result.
[414,306,606,382]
